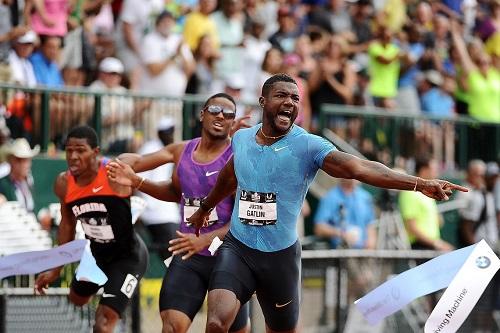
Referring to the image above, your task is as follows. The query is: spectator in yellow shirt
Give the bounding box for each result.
[183,0,220,53]
[399,156,454,251]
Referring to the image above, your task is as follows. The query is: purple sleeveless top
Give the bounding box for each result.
[177,137,234,256]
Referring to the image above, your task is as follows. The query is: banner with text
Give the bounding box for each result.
[0,239,107,285]
[355,240,500,332]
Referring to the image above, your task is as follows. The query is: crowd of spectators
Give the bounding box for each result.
[0,0,497,124]
[0,0,497,170]
[0,0,498,203]
[0,4,496,125]
[0,1,497,192]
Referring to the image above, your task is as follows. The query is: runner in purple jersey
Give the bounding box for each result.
[107,93,250,333]
[177,137,234,255]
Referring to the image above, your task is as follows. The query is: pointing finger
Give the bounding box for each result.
[446,183,468,192]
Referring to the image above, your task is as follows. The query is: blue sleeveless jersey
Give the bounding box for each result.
[230,125,336,252]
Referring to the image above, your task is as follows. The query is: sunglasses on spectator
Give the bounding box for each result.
[204,105,236,119]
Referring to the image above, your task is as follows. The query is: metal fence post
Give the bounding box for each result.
[335,258,342,333]
[182,101,189,140]
[318,106,326,135]
[40,90,50,152]
[458,123,468,170]
[0,293,5,333]
[92,94,102,142]
[391,117,400,166]
[493,124,500,162]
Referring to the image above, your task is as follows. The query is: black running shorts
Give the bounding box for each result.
[209,232,301,331]
[159,253,249,331]
[71,234,149,317]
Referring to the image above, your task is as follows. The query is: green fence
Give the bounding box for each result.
[0,84,214,153]
[2,84,498,170]
[319,104,500,170]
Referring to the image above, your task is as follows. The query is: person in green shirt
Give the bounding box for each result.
[399,156,454,250]
[368,25,401,109]
[450,20,500,123]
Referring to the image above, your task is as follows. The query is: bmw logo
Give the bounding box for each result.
[476,256,491,269]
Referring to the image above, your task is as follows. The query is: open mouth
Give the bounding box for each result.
[69,165,80,174]
[277,110,292,123]
[212,121,224,130]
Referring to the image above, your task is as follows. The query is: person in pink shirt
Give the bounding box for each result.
[25,0,69,37]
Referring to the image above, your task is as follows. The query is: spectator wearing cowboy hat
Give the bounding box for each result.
[0,138,52,229]
[0,138,39,211]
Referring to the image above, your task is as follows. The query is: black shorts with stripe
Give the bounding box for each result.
[209,232,301,331]
[70,233,149,317]
[160,253,249,331]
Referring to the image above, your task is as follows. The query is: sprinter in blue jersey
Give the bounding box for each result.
[189,73,468,333]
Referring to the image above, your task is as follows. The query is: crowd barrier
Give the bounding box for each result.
[319,104,500,170]
[1,84,499,170]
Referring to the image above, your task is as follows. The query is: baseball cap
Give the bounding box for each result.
[157,116,175,132]
[99,57,124,74]
[225,75,245,90]
[485,162,499,177]
[423,70,443,86]
[17,31,37,44]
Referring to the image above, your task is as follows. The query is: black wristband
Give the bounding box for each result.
[200,199,213,213]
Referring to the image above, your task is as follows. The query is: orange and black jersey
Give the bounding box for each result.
[65,158,136,262]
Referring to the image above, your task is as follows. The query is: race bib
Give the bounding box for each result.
[183,197,218,226]
[80,218,115,242]
[120,273,138,299]
[238,190,277,226]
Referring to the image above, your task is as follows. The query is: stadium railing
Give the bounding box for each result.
[319,104,500,170]
[1,83,498,170]
[0,83,210,152]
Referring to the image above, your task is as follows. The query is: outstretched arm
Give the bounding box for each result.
[118,143,179,172]
[322,151,468,200]
[106,159,180,202]
[450,19,476,76]
[187,157,237,235]
[35,174,77,295]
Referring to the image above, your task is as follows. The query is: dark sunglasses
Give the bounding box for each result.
[204,105,236,119]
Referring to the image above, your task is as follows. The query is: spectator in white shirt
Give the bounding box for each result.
[114,0,164,89]
[8,30,37,87]
[242,18,271,102]
[90,57,145,153]
[211,0,245,79]
[140,10,195,96]
[136,117,181,260]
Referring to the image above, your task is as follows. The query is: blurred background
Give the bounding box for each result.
[0,0,499,331]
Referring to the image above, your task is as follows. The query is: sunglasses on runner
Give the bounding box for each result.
[204,105,236,119]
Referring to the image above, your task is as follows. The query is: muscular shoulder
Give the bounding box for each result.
[301,131,335,160]
[168,141,188,162]
[54,172,68,200]
[151,142,186,164]
[233,126,255,141]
